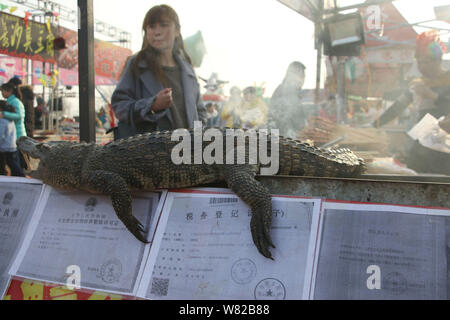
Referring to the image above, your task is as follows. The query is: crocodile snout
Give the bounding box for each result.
[17,136,46,159]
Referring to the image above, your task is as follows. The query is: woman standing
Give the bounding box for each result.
[111,4,206,138]
[0,83,26,177]
[0,101,23,177]
[0,82,27,139]
[8,77,35,138]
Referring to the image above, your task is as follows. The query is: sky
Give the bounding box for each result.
[3,0,450,97]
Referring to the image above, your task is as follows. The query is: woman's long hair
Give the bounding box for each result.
[7,77,23,100]
[19,85,34,102]
[130,5,192,86]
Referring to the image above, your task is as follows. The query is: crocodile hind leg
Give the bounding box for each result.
[223,165,275,260]
[82,170,149,243]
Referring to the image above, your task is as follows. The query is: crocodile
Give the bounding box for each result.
[17,128,364,260]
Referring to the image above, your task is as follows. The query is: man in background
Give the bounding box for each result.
[268,61,307,138]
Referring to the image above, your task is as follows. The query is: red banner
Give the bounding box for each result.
[55,27,131,82]
[0,55,25,84]
[4,278,131,300]
[32,61,119,86]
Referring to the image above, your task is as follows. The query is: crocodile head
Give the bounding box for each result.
[17,136,51,180]
[17,136,71,181]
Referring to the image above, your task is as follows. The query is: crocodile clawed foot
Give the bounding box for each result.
[121,215,149,243]
[250,209,276,260]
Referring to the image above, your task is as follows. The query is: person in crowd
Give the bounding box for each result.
[268,61,307,138]
[8,77,35,138]
[351,103,368,125]
[34,95,47,130]
[205,103,219,127]
[221,86,243,128]
[0,82,27,139]
[0,100,24,177]
[373,31,449,128]
[1,82,28,172]
[20,85,35,138]
[97,107,111,130]
[318,95,337,122]
[111,4,206,138]
[237,86,268,129]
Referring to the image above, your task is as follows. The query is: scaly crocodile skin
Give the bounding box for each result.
[17,129,364,259]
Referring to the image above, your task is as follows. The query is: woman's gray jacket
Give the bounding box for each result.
[111,54,207,136]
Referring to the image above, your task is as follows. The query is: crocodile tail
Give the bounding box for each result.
[327,148,366,177]
[276,138,365,178]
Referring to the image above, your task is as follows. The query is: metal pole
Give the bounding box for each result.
[336,58,346,124]
[336,59,341,123]
[42,61,47,131]
[314,0,324,104]
[315,23,323,104]
[49,83,53,131]
[77,0,96,143]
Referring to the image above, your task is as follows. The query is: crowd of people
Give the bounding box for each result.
[110,5,312,139]
[110,5,389,141]
[110,4,449,141]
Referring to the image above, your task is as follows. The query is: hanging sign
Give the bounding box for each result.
[0,11,58,63]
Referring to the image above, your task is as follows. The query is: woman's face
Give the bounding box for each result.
[1,89,11,99]
[146,17,179,53]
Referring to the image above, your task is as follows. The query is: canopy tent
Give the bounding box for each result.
[277,0,397,22]
[277,0,419,99]
[334,1,418,98]
[277,0,335,22]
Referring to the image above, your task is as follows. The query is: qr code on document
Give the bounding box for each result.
[150,277,170,297]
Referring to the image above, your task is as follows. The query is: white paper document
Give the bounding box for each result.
[0,177,44,299]
[9,188,165,296]
[312,201,450,300]
[137,190,321,300]
[407,113,450,153]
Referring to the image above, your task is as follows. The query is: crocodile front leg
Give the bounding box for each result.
[223,165,275,260]
[82,170,149,243]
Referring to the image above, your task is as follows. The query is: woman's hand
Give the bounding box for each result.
[0,112,3,119]
[151,88,173,112]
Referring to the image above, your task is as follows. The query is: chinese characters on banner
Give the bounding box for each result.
[0,11,132,85]
[0,12,57,63]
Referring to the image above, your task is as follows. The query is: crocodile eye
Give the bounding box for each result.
[37,143,51,151]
